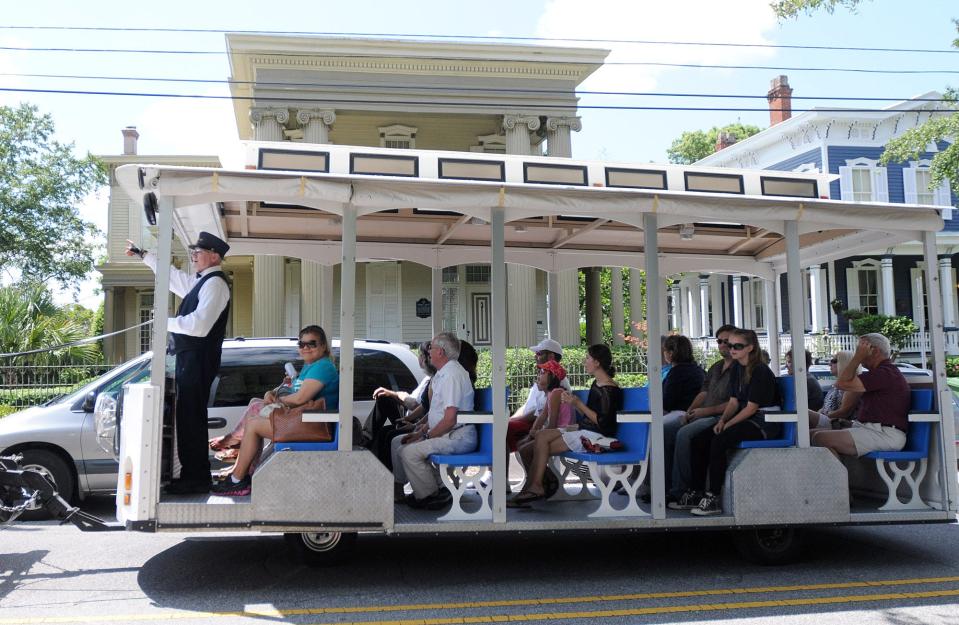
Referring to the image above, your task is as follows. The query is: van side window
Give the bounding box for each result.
[212,347,297,407]
[352,348,417,398]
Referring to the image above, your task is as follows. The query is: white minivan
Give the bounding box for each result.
[0,338,422,518]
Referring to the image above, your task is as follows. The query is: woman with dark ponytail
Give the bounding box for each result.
[509,344,623,507]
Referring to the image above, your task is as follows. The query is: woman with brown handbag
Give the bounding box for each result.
[211,325,338,496]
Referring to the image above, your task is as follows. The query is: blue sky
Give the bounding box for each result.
[1,0,956,306]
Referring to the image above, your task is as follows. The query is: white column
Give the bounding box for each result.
[710,275,724,331]
[630,268,643,335]
[547,271,560,339]
[698,275,710,337]
[611,268,625,345]
[775,275,784,333]
[808,264,823,332]
[669,283,682,331]
[741,277,753,329]
[680,280,693,336]
[301,261,335,333]
[250,107,289,141]
[253,255,285,337]
[555,269,580,346]
[764,278,780,372]
[432,267,443,338]
[786,222,810,448]
[939,255,956,328]
[503,114,540,156]
[827,260,838,331]
[688,277,702,338]
[507,265,537,347]
[881,255,896,316]
[732,277,744,327]
[296,109,336,144]
[545,116,581,158]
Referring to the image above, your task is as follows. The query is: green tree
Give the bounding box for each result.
[0,284,101,367]
[0,103,107,290]
[772,1,959,203]
[667,123,763,164]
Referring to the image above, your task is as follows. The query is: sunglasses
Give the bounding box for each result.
[728,342,748,351]
[716,339,730,345]
[297,340,319,349]
[829,358,838,364]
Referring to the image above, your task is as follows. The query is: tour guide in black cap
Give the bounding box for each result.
[127,231,231,495]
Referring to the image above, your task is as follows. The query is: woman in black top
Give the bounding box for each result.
[662,335,706,413]
[685,329,780,516]
[508,344,623,507]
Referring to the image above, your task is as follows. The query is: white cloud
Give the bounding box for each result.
[536,0,779,92]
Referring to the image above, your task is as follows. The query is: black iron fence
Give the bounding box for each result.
[0,364,119,416]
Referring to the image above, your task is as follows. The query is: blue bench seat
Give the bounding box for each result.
[552,387,651,518]
[863,388,935,511]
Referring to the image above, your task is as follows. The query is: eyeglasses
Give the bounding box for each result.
[297,340,318,349]
[189,248,211,257]
[728,342,748,351]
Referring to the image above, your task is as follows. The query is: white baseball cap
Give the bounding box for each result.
[529,338,563,356]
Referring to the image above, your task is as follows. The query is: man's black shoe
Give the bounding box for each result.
[421,490,453,511]
[163,479,211,495]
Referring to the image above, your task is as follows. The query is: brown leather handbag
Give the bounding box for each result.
[269,399,333,443]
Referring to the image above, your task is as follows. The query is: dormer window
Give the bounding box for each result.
[379,124,416,149]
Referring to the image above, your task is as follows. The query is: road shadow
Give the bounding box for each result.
[135,524,959,623]
[0,550,48,602]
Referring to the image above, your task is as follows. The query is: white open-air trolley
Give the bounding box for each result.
[112,142,958,564]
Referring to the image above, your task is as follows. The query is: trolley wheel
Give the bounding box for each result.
[16,449,75,521]
[284,531,357,566]
[735,527,803,565]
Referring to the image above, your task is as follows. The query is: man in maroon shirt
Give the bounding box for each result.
[811,333,909,456]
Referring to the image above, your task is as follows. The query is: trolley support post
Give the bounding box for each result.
[764,277,780,373]
[338,204,357,450]
[644,212,666,519]
[491,206,508,522]
[431,267,443,338]
[785,220,810,448]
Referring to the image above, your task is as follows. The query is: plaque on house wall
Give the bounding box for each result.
[416,298,431,318]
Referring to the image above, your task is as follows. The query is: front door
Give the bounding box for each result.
[470,292,491,345]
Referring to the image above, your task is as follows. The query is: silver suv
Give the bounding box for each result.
[0,338,422,517]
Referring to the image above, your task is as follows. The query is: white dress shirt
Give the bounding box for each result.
[143,252,231,338]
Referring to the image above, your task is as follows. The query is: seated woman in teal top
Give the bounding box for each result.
[212,325,338,496]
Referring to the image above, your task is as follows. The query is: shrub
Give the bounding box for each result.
[849,314,918,355]
[946,356,959,378]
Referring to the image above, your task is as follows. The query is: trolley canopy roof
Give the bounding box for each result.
[116,146,946,280]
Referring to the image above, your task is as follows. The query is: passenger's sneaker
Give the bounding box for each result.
[210,475,251,496]
[667,489,701,510]
[690,492,722,516]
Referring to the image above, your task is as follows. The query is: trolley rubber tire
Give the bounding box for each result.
[16,449,75,521]
[734,527,803,565]
[284,531,357,566]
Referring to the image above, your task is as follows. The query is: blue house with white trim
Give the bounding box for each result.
[693,76,957,353]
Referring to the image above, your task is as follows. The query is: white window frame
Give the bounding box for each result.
[378,124,416,150]
[470,133,507,154]
[846,259,883,316]
[903,159,952,206]
[839,157,888,203]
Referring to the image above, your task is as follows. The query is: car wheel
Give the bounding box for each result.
[735,527,803,565]
[284,531,357,566]
[16,449,75,521]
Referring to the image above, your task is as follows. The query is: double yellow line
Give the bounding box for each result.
[6,575,959,624]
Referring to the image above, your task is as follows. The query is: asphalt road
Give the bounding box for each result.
[3,496,959,625]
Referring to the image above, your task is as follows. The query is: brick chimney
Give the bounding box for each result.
[767,75,792,126]
[121,126,139,155]
[715,131,738,152]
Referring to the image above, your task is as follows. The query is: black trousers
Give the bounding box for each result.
[366,396,406,470]
[174,350,218,483]
[689,420,764,495]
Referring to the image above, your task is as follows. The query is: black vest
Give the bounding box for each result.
[170,270,230,355]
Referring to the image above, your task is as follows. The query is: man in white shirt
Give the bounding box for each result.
[392,332,475,510]
[127,232,231,495]
[506,339,571,454]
